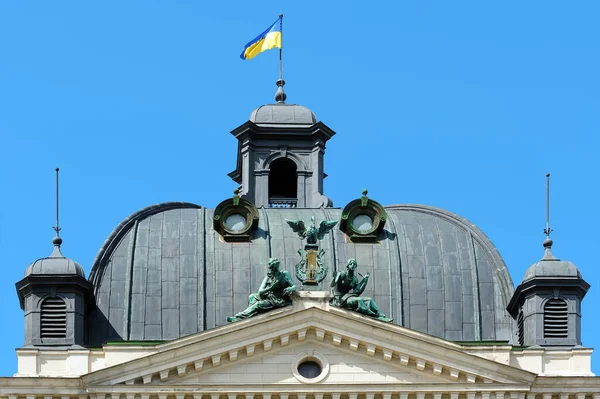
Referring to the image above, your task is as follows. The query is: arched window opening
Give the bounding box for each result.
[268,158,297,208]
[544,298,568,338]
[41,297,67,339]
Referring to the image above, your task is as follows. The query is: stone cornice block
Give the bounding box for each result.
[297,329,307,341]
[383,349,393,361]
[263,339,272,351]
[280,334,289,346]
[211,354,221,367]
[316,328,325,341]
[159,369,169,381]
[194,360,203,371]
[366,344,376,356]
[332,334,342,346]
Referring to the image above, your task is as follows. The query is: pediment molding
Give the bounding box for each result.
[83,307,536,387]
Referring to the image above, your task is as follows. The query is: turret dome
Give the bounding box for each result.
[249,103,317,126]
[24,237,85,278]
[248,78,317,126]
[522,239,582,282]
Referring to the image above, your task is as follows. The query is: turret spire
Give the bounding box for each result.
[542,173,556,260]
[52,167,63,249]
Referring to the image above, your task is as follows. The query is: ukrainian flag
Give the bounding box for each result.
[240,16,282,60]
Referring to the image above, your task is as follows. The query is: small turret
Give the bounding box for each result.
[15,169,92,347]
[228,81,336,208]
[507,174,589,347]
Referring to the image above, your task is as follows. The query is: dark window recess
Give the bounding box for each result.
[41,297,67,339]
[544,298,568,338]
[517,309,524,346]
[268,158,297,207]
[297,360,322,379]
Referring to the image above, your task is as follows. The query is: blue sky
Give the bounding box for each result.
[1,1,599,376]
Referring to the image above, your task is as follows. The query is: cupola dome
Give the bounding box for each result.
[522,239,582,282]
[248,79,317,126]
[249,103,317,126]
[24,237,85,278]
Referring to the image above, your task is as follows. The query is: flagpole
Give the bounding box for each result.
[274,14,286,103]
[279,14,283,81]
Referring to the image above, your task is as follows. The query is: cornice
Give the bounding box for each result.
[82,307,535,387]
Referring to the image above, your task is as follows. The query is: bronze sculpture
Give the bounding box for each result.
[285,216,337,286]
[330,258,393,322]
[227,258,296,322]
[286,216,338,245]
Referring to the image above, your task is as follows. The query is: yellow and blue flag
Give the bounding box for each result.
[240,16,282,60]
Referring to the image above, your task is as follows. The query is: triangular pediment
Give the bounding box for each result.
[167,339,455,386]
[83,306,536,390]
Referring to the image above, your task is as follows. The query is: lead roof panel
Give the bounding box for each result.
[87,203,515,345]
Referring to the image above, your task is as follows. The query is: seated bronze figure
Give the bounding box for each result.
[227,258,296,322]
[330,258,393,322]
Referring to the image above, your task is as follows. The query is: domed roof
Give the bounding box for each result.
[87,202,515,345]
[522,240,582,282]
[25,237,85,278]
[249,103,317,126]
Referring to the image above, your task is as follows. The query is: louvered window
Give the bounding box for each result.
[40,297,67,339]
[544,298,568,338]
[517,309,525,346]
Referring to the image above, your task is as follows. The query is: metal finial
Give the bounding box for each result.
[233,187,241,206]
[542,173,556,260]
[275,79,286,103]
[361,189,369,207]
[52,168,62,247]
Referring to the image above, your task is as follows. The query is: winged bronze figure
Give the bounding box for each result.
[285,216,338,285]
[286,216,338,245]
